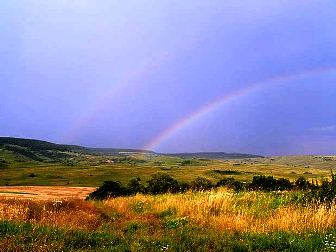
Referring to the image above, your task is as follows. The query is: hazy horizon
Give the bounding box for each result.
[1,1,336,156]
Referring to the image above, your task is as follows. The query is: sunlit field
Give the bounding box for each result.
[1,188,336,251]
[1,140,336,250]
[0,146,333,187]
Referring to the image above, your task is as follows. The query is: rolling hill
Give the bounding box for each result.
[0,137,262,160]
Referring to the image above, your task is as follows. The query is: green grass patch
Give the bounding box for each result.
[0,220,333,251]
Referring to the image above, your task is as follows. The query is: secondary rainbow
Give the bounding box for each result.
[61,51,174,143]
[61,36,205,143]
[144,66,336,151]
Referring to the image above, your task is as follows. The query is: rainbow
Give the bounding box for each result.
[61,51,175,143]
[144,66,336,151]
[61,36,205,143]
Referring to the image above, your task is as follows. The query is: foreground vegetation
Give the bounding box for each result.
[2,137,336,250]
[2,188,336,251]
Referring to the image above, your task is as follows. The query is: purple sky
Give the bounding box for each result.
[1,0,336,156]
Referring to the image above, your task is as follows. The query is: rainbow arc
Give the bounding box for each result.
[144,66,336,151]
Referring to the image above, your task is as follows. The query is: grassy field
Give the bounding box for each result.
[1,189,336,251]
[2,140,336,251]
[1,147,335,187]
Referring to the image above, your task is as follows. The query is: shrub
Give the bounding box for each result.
[216,178,245,191]
[178,181,190,193]
[288,172,336,204]
[276,178,293,191]
[249,175,278,191]
[87,180,127,200]
[312,173,336,203]
[249,175,293,191]
[146,173,179,194]
[216,178,236,187]
[190,177,213,191]
[295,177,311,190]
[230,180,246,191]
[127,177,144,195]
[28,173,37,178]
[181,160,192,165]
[0,160,7,169]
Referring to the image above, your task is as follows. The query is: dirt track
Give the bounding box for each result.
[0,186,96,200]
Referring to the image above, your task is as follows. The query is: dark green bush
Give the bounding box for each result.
[181,160,192,165]
[216,178,245,191]
[28,173,37,178]
[127,177,144,195]
[190,177,213,191]
[230,180,246,191]
[295,177,311,190]
[216,178,236,187]
[249,175,277,191]
[310,173,336,203]
[87,180,128,200]
[249,175,292,191]
[0,159,7,169]
[178,181,191,192]
[146,173,179,194]
[276,178,293,190]
[88,171,336,202]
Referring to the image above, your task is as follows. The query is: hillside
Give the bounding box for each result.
[0,137,153,161]
[0,137,260,160]
[0,136,334,187]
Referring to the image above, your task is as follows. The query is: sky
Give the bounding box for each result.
[1,0,336,156]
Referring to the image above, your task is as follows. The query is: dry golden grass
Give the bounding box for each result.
[0,186,102,230]
[1,188,336,235]
[0,198,103,230]
[0,186,96,200]
[103,189,336,233]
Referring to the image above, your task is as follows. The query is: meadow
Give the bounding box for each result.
[2,189,336,251]
[0,146,333,187]
[1,139,336,251]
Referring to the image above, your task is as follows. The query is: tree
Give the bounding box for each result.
[87,180,127,200]
[190,177,213,191]
[127,177,144,194]
[146,173,179,194]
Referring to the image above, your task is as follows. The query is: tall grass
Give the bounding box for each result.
[0,198,104,230]
[1,189,336,251]
[101,188,336,233]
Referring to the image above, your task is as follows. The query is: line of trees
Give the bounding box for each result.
[87,172,336,204]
